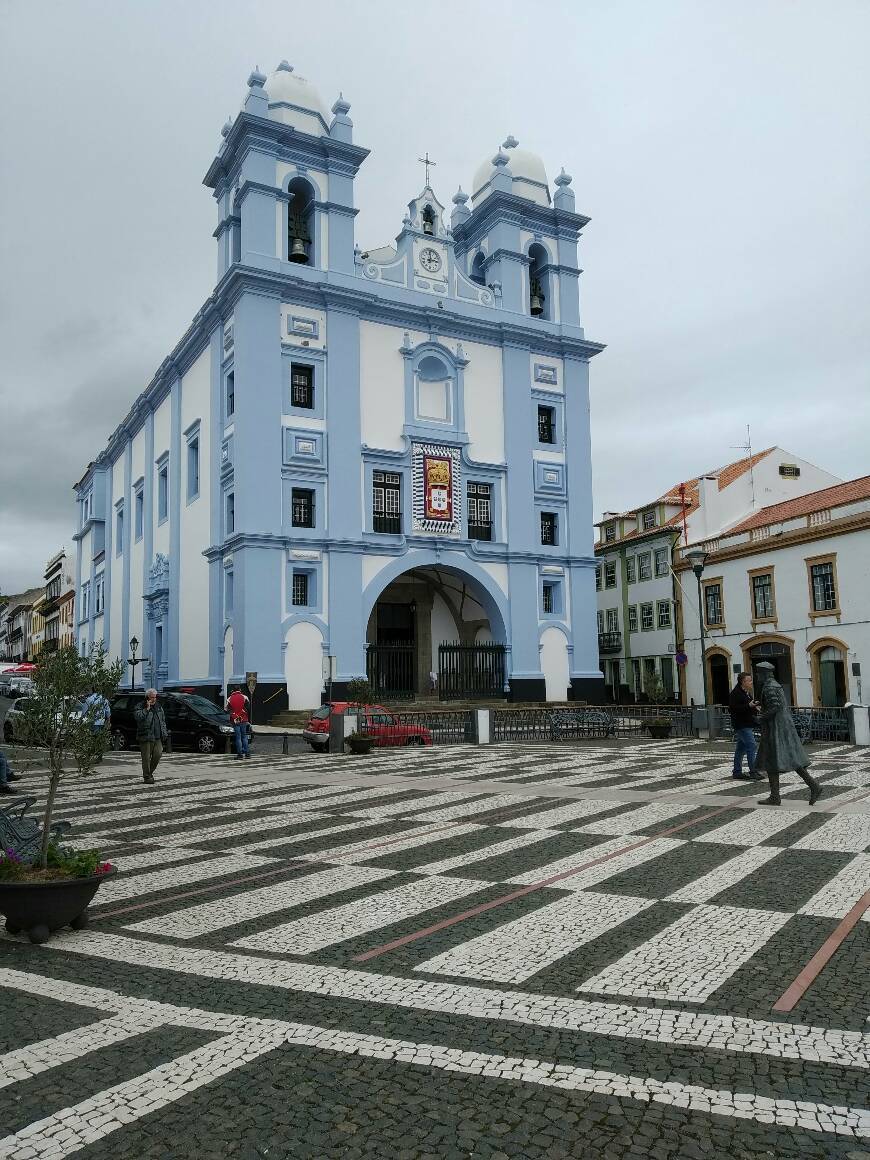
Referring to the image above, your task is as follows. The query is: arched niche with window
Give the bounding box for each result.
[287,177,315,265]
[469,251,487,286]
[527,242,552,320]
[401,339,468,441]
[415,354,454,425]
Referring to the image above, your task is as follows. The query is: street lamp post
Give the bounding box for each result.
[128,636,148,692]
[684,548,709,708]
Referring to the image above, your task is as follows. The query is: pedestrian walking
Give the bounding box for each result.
[225,685,250,759]
[134,689,168,784]
[754,662,822,806]
[728,672,762,781]
[83,687,112,763]
[0,750,21,795]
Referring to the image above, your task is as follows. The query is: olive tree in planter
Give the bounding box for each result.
[0,644,124,942]
[642,674,674,740]
[343,678,376,753]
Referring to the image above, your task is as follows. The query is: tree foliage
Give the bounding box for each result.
[19,644,124,867]
[346,677,376,705]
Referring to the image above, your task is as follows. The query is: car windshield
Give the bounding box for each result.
[311,706,331,720]
[174,694,226,718]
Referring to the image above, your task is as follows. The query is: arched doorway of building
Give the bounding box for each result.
[809,639,849,706]
[707,650,731,706]
[365,564,507,700]
[746,637,795,705]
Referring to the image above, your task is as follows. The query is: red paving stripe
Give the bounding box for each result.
[353,804,734,962]
[91,863,308,921]
[772,889,870,1013]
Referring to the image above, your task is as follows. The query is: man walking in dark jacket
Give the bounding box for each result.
[729,672,762,780]
[134,689,168,784]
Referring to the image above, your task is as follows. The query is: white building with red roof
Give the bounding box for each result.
[674,473,870,709]
[594,448,841,703]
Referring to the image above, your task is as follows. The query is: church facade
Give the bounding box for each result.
[73,62,605,712]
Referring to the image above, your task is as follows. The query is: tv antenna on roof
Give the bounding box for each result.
[730,423,757,510]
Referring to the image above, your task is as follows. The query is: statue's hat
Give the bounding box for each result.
[755,661,775,670]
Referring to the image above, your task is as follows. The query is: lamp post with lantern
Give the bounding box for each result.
[127,636,148,692]
[684,548,710,708]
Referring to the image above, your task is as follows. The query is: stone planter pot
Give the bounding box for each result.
[0,868,116,944]
[346,737,375,755]
[647,724,673,740]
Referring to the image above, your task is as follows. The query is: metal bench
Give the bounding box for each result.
[0,797,72,862]
[548,708,616,740]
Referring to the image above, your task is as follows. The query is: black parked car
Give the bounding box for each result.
[109,692,251,755]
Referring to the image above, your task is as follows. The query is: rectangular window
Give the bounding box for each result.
[225,371,235,417]
[628,605,638,633]
[540,511,557,546]
[660,657,674,697]
[604,560,617,588]
[467,482,492,541]
[154,625,163,671]
[625,556,636,584]
[291,488,315,528]
[225,570,234,617]
[642,509,656,530]
[638,552,652,581]
[596,610,604,634]
[80,583,90,621]
[657,600,672,629]
[94,575,104,615]
[809,560,837,612]
[372,471,402,534]
[606,608,619,633]
[537,405,555,444]
[542,583,554,614]
[631,658,641,695]
[134,486,144,541]
[604,523,616,543]
[704,581,724,627]
[752,572,774,619]
[640,602,654,631]
[292,572,310,607]
[157,464,168,523]
[187,437,200,501]
[115,506,124,556]
[290,364,314,409]
[595,566,602,591]
[225,491,235,535]
[654,547,669,577]
[81,491,93,525]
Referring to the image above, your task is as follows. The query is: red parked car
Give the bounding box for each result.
[302,702,432,752]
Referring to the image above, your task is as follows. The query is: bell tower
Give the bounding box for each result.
[204,63,370,281]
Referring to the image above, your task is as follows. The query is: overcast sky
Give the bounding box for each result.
[1,0,868,595]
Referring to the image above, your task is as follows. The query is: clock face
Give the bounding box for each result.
[420,247,442,273]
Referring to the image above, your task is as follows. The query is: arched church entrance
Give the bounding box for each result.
[365,565,507,700]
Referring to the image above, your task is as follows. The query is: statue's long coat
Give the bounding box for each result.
[754,677,811,773]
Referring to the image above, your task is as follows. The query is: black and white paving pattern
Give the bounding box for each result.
[1,738,868,1159]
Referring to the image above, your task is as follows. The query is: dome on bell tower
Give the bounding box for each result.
[471,137,550,207]
[262,60,331,135]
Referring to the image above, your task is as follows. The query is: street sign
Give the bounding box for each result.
[675,651,688,667]
[246,671,257,695]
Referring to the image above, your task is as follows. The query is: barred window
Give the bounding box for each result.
[537,405,555,444]
[373,471,401,534]
[290,364,314,409]
[292,572,309,607]
[542,584,554,614]
[810,561,837,611]
[540,511,557,546]
[291,488,315,528]
[752,573,774,619]
[704,582,723,626]
[468,482,492,541]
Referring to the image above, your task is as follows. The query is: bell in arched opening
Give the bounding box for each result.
[288,208,310,263]
[529,278,545,316]
[287,177,314,265]
[421,205,435,235]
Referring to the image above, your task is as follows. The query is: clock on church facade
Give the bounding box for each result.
[72,60,605,713]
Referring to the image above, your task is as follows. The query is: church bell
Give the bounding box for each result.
[530,280,545,316]
[422,218,434,235]
[289,235,308,262]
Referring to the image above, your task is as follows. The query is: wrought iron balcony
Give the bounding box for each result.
[468,521,492,542]
[40,638,59,654]
[598,631,622,654]
[373,514,402,535]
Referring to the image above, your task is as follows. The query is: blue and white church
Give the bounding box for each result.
[73,62,605,713]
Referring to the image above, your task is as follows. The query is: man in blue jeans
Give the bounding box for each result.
[0,750,21,795]
[729,672,762,780]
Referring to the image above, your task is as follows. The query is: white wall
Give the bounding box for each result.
[285,620,324,710]
[463,339,504,464]
[359,321,426,451]
[178,346,211,681]
[128,426,146,650]
[109,454,125,659]
[430,591,459,668]
[541,627,570,701]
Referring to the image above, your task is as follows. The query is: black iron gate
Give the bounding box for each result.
[438,642,506,700]
[367,643,415,700]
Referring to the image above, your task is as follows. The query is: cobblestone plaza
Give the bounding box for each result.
[1,739,868,1159]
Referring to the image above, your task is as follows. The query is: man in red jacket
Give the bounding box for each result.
[225,685,250,760]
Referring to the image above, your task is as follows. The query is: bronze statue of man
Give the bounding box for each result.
[753,661,822,806]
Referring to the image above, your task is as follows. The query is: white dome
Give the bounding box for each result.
[471,141,550,207]
[263,62,330,135]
